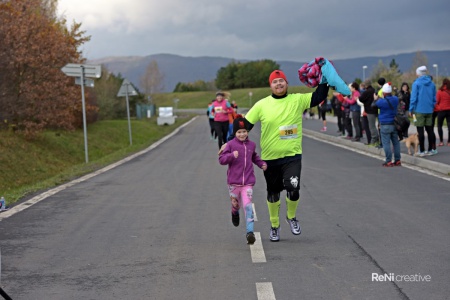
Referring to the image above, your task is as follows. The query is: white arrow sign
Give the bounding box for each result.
[61,64,101,78]
[75,77,95,87]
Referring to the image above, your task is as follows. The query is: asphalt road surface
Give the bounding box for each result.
[0,116,449,300]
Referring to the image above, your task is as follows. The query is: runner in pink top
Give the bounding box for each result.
[212,91,232,149]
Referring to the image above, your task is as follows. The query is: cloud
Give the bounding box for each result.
[58,0,450,61]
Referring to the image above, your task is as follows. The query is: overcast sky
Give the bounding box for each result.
[58,0,450,62]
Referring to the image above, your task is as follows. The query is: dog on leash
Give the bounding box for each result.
[401,133,419,156]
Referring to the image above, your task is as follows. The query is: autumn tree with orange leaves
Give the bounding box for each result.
[0,0,91,134]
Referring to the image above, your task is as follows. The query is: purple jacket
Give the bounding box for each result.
[218,137,266,186]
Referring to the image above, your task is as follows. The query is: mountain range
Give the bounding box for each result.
[88,50,450,93]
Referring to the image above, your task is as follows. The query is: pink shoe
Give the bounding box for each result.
[320,127,327,132]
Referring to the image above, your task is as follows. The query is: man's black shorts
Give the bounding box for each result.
[263,159,302,193]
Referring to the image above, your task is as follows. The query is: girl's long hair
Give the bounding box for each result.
[440,78,449,91]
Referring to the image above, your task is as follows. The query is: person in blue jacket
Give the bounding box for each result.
[372,83,401,167]
[409,66,437,156]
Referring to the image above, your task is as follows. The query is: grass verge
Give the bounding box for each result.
[0,115,194,206]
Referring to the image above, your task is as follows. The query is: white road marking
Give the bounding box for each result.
[0,117,198,222]
[250,232,266,263]
[256,282,276,300]
[253,203,258,221]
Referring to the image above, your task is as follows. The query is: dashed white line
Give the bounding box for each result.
[252,207,276,299]
[250,232,266,263]
[256,282,276,300]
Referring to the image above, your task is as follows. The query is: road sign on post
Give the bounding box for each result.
[117,79,138,146]
[117,79,138,97]
[61,63,102,163]
[61,64,101,78]
[75,77,95,87]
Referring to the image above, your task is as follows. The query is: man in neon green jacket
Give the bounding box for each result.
[244,70,330,242]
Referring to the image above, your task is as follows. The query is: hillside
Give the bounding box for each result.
[89,50,450,92]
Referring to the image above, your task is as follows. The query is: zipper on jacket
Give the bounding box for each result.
[242,143,247,185]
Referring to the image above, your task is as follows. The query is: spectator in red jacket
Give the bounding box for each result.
[436,78,450,146]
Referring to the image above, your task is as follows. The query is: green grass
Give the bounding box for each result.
[0,115,194,206]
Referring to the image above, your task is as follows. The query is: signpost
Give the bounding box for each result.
[117,79,138,146]
[75,77,95,88]
[61,63,102,163]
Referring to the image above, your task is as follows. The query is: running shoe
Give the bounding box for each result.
[382,162,394,167]
[246,232,256,245]
[417,151,426,157]
[428,149,438,156]
[394,160,402,166]
[320,127,327,132]
[286,217,301,235]
[269,226,280,242]
[231,212,239,227]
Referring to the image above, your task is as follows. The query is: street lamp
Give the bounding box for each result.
[173,98,179,116]
[362,65,367,81]
[433,64,438,84]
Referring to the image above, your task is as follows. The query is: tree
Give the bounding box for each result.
[216,59,280,89]
[400,51,429,85]
[411,51,428,72]
[140,60,164,103]
[389,59,400,73]
[215,61,240,90]
[369,60,389,82]
[93,67,123,120]
[173,80,215,92]
[368,60,402,89]
[0,0,91,134]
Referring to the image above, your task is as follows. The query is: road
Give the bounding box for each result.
[0,116,449,300]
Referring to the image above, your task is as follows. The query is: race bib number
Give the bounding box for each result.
[279,125,298,140]
[215,106,223,113]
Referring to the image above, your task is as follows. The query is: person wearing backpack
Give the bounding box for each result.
[372,83,401,167]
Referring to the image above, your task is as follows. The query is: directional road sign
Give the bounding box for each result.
[75,77,95,87]
[61,63,102,163]
[117,79,138,146]
[61,64,101,78]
